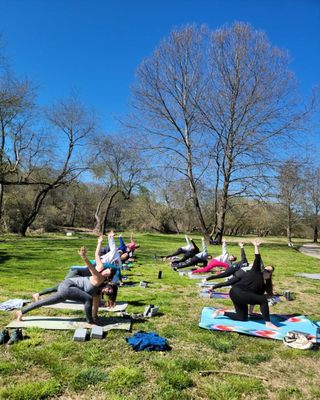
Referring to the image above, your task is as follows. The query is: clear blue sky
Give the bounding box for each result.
[0,0,319,133]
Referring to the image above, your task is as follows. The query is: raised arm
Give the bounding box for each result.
[79,246,102,279]
[251,239,262,272]
[191,239,199,253]
[205,265,241,281]
[201,238,207,253]
[239,242,248,265]
[185,235,191,247]
[222,240,228,258]
[95,236,105,272]
[210,275,241,289]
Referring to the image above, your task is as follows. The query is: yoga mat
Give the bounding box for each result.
[188,272,210,280]
[197,282,231,288]
[7,316,131,331]
[43,301,128,312]
[199,291,230,299]
[296,273,320,280]
[199,307,320,342]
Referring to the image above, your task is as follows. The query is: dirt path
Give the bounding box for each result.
[298,243,320,259]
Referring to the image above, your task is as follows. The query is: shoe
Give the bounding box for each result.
[7,329,23,345]
[283,331,313,350]
[0,329,10,344]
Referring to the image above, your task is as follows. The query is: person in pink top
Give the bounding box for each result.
[192,240,237,274]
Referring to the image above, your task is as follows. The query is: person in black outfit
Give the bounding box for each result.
[170,240,200,266]
[161,236,199,261]
[211,240,279,330]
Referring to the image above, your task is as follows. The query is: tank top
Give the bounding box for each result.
[69,277,100,296]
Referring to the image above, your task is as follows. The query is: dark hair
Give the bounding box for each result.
[101,283,118,303]
[102,268,116,283]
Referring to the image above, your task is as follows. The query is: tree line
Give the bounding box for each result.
[0,23,318,241]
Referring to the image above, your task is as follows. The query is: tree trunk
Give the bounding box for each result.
[101,190,119,234]
[0,184,4,231]
[187,163,210,241]
[313,225,318,243]
[18,187,52,236]
[287,206,292,243]
[94,186,113,233]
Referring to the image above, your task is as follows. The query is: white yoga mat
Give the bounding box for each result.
[7,316,131,331]
[43,301,128,312]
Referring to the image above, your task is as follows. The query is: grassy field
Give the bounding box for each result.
[0,233,320,400]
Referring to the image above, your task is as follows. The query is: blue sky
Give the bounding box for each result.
[0,0,319,134]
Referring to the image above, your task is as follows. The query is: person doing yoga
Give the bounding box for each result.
[211,240,279,330]
[173,238,209,269]
[32,234,120,303]
[202,242,251,282]
[17,236,116,324]
[191,240,237,274]
[101,232,139,261]
[161,235,197,261]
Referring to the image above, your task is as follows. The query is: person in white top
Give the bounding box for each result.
[192,240,237,274]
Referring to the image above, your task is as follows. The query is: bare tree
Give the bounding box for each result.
[277,160,303,244]
[130,25,212,241]
[17,96,95,235]
[0,72,39,226]
[304,166,320,242]
[90,134,146,234]
[195,22,309,242]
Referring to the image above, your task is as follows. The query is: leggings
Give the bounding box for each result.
[224,286,270,322]
[162,247,188,258]
[38,268,90,296]
[192,259,229,274]
[22,279,95,323]
[171,249,198,265]
[174,256,207,269]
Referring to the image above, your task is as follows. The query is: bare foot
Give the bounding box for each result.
[211,309,225,319]
[16,310,23,321]
[265,321,280,330]
[32,293,40,302]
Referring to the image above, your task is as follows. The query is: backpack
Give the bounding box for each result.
[283,331,313,350]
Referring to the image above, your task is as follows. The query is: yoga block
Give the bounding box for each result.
[73,328,88,342]
[143,305,159,317]
[91,325,104,339]
[149,306,159,317]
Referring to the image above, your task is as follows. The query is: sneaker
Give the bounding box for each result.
[7,329,23,345]
[0,329,10,344]
[283,331,313,350]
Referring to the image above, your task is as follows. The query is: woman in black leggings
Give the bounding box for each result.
[17,236,115,324]
[161,236,199,260]
[212,240,279,330]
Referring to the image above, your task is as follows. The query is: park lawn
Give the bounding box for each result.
[0,233,320,400]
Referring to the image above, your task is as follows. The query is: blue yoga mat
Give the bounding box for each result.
[199,307,320,342]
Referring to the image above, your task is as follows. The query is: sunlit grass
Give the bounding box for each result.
[0,233,320,399]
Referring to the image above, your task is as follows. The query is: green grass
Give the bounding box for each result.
[0,233,320,399]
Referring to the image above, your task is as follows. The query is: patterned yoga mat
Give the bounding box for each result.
[199,307,320,342]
